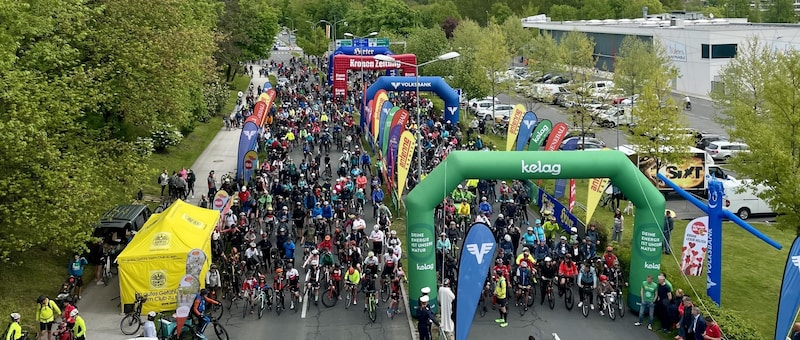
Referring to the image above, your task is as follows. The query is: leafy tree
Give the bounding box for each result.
[711,39,800,235]
[765,0,798,23]
[613,36,654,100]
[559,31,598,139]
[579,0,615,19]
[405,27,450,76]
[418,0,461,28]
[625,41,692,168]
[450,19,491,102]
[502,16,533,59]
[216,0,280,81]
[353,0,421,35]
[296,27,328,56]
[549,5,579,21]
[528,32,563,77]
[619,0,664,18]
[441,17,459,39]
[720,0,751,18]
[490,2,515,24]
[475,22,513,109]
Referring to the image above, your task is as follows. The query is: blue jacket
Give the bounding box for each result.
[311,207,323,218]
[478,202,492,214]
[284,240,295,258]
[360,154,371,165]
[533,226,546,242]
[321,205,334,218]
[372,190,384,203]
[500,239,514,254]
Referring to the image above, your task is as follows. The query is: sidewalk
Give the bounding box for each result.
[79,65,270,340]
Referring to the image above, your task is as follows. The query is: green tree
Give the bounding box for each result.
[450,19,491,103]
[619,0,664,18]
[613,36,655,100]
[579,0,615,19]
[475,23,513,109]
[502,16,533,59]
[490,2,515,24]
[296,27,328,57]
[549,4,579,21]
[720,0,751,18]
[559,31,598,139]
[216,0,279,81]
[765,0,798,23]
[353,0,421,35]
[625,41,692,168]
[417,0,461,28]
[711,39,800,235]
[528,32,563,77]
[405,27,450,75]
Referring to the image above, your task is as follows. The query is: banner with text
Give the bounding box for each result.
[544,122,569,151]
[456,223,497,340]
[537,188,581,234]
[377,101,394,145]
[586,178,610,223]
[680,216,709,276]
[396,131,416,198]
[505,104,527,151]
[514,111,538,151]
[382,107,400,156]
[371,90,389,142]
[527,119,552,151]
[774,236,800,340]
[242,150,259,182]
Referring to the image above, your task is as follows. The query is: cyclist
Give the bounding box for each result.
[369,225,385,258]
[347,241,363,266]
[492,259,511,287]
[241,273,258,312]
[456,199,470,227]
[363,251,380,278]
[305,260,322,305]
[577,261,597,310]
[514,261,534,308]
[319,246,336,271]
[205,264,222,299]
[361,269,378,312]
[478,197,492,216]
[515,247,537,276]
[533,241,550,263]
[539,257,558,305]
[387,275,402,317]
[257,274,273,310]
[352,213,367,239]
[557,254,578,296]
[521,227,537,251]
[285,263,302,305]
[70,309,85,340]
[345,266,361,303]
[381,249,400,291]
[142,311,157,338]
[318,235,334,254]
[244,242,261,272]
[6,313,22,340]
[493,269,509,328]
[272,267,286,308]
[603,246,619,272]
[596,274,614,316]
[303,249,320,269]
[35,295,61,340]
[191,289,220,337]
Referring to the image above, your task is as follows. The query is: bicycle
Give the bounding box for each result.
[365,289,378,323]
[379,275,391,303]
[120,292,147,335]
[204,299,224,320]
[255,288,270,319]
[516,285,533,316]
[274,285,285,316]
[166,314,229,340]
[613,282,625,318]
[101,251,118,286]
[580,285,593,318]
[304,281,320,306]
[600,292,617,320]
[561,277,575,310]
[241,290,254,319]
[344,282,357,309]
[321,275,340,308]
[543,278,556,310]
[477,279,493,317]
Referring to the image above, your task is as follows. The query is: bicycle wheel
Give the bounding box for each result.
[368,298,377,323]
[380,282,390,302]
[242,299,248,319]
[103,270,111,286]
[213,322,229,340]
[478,296,487,317]
[119,314,141,335]
[110,263,119,276]
[526,289,535,307]
[608,302,616,320]
[617,293,625,318]
[321,285,338,307]
[548,290,555,310]
[206,303,224,320]
[258,295,265,319]
[345,289,352,309]
[517,295,527,316]
[276,293,284,316]
[564,288,574,310]
[581,299,589,317]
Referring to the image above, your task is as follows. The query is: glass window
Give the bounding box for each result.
[712,44,737,59]
[702,44,710,59]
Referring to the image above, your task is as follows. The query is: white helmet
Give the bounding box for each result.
[498,214,504,218]
[374,225,380,230]
[311,249,319,255]
[9,313,20,321]
[390,230,397,235]
[457,184,463,189]
[241,186,247,191]
[504,234,511,242]
[571,227,577,233]
[70,309,79,317]
[544,257,552,262]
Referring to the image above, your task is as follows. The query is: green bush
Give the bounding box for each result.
[693,295,762,340]
[588,220,610,251]
[151,122,184,152]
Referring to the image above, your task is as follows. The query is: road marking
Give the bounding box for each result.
[552,333,561,340]
[301,293,309,318]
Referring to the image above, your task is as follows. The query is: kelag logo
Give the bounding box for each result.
[520,160,562,175]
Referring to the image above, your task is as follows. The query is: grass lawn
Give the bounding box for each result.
[0,73,251,324]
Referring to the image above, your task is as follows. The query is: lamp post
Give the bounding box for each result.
[373,52,460,180]
[318,18,348,45]
[284,17,295,32]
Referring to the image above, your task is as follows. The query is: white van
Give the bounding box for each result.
[723,180,774,220]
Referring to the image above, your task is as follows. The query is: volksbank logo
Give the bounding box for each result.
[390,82,433,89]
[520,160,561,175]
[644,262,661,270]
[523,119,537,130]
[466,243,494,264]
[447,107,458,115]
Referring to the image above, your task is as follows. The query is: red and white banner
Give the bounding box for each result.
[568,179,576,212]
[332,54,417,99]
[680,216,709,276]
[544,122,569,151]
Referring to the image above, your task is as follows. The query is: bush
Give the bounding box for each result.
[150,122,184,152]
[203,78,228,121]
[588,220,610,250]
[692,295,762,340]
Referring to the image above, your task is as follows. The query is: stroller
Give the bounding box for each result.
[54,276,78,309]
[53,321,73,340]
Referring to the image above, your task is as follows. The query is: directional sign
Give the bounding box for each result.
[335,39,352,47]
[352,38,390,47]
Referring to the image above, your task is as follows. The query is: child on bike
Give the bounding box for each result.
[596,274,614,316]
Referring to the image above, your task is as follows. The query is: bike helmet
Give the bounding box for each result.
[481,197,487,201]
[200,289,208,296]
[147,311,156,321]
[544,257,552,262]
[600,275,608,282]
[504,234,511,242]
[571,227,577,233]
[210,264,217,270]
[498,214,504,218]
[496,259,503,264]
[324,235,331,241]
[348,267,355,275]
[275,268,284,274]
[368,251,374,257]
[520,261,528,268]
[522,247,529,253]
[527,227,534,231]
[391,230,397,235]
[37,295,46,304]
[9,313,20,321]
[374,225,380,230]
[70,309,79,317]
[311,249,319,255]
[535,219,541,224]
[241,186,247,192]
[457,184,463,189]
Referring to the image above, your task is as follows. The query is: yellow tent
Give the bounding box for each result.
[116,199,219,314]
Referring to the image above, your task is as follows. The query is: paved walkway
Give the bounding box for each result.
[77,65,270,340]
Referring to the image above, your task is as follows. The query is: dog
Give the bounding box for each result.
[623,201,635,215]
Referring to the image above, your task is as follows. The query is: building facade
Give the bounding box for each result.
[522,15,800,97]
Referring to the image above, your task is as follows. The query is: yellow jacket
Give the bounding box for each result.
[35,299,61,323]
[73,315,86,337]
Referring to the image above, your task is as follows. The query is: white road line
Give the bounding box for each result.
[552,333,562,340]
[301,294,309,318]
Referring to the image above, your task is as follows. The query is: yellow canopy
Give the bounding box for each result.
[116,199,219,314]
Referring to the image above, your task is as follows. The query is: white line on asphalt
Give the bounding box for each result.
[552,333,562,340]
[301,294,309,318]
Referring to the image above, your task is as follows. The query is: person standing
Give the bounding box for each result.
[634,275,657,330]
[187,169,196,199]
[438,280,455,338]
[685,307,706,340]
[494,269,509,328]
[67,254,88,300]
[791,322,800,340]
[611,209,624,243]
[416,295,439,340]
[703,316,722,340]
[664,210,674,254]
[35,295,61,340]
[655,275,673,332]
[159,170,169,196]
[207,170,217,199]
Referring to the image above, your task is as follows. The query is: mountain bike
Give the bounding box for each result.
[561,277,575,310]
[365,289,378,323]
[204,299,224,320]
[543,278,556,310]
[321,275,340,308]
[613,282,625,318]
[516,285,533,316]
[120,292,147,335]
[344,282,357,309]
[580,285,593,318]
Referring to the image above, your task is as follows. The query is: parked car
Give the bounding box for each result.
[544,75,569,84]
[536,73,555,83]
[560,137,606,150]
[92,204,153,245]
[583,81,615,101]
[705,141,749,161]
[468,97,500,113]
[596,105,637,127]
[476,104,515,122]
[696,134,725,150]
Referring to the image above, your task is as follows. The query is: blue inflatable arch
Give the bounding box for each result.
[327,46,394,85]
[364,76,461,124]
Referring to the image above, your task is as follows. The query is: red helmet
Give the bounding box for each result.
[600,275,608,282]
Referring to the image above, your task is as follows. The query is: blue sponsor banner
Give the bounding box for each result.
[456,223,496,340]
[378,101,393,147]
[537,188,580,233]
[553,179,567,199]
[514,111,538,151]
[774,236,800,340]
[236,121,259,180]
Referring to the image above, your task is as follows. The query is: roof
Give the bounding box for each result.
[521,15,800,34]
[100,205,150,223]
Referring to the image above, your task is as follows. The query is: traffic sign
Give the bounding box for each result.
[351,38,389,48]
[335,39,352,47]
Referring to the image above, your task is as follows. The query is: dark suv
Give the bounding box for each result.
[92,205,152,244]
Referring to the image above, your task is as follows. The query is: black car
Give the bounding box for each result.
[696,134,724,150]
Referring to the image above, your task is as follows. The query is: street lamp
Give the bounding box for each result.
[373,51,460,180]
[344,32,378,39]
[284,17,295,32]
[345,31,379,130]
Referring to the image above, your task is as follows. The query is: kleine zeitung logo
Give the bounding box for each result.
[520,160,561,175]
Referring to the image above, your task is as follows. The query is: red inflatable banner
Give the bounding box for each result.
[332,54,417,98]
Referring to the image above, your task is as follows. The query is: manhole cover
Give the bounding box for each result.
[213,160,224,163]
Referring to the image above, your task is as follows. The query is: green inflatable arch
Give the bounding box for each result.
[406,151,665,313]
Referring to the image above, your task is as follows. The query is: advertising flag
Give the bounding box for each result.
[364,99,374,134]
[371,90,389,141]
[455,223,497,340]
[554,179,567,199]
[259,88,277,126]
[679,216,709,276]
[544,122,569,151]
[586,178,610,223]
[537,188,580,234]
[387,109,410,179]
[382,107,400,156]
[514,111,538,151]
[377,101,394,144]
[569,179,576,212]
[252,101,266,126]
[774,236,800,340]
[396,131,416,197]
[242,150,259,182]
[527,119,552,151]
[236,121,259,180]
[505,104,527,151]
